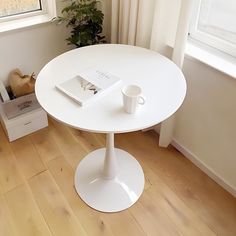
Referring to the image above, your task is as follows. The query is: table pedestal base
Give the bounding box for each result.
[74,148,144,212]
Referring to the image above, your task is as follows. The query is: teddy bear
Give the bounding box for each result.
[8,69,36,98]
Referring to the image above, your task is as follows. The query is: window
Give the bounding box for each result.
[0,0,42,18]
[189,0,236,57]
[0,0,56,33]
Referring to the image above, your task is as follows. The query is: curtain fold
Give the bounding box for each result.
[111,0,119,43]
[110,0,193,146]
[128,0,139,45]
[111,0,175,53]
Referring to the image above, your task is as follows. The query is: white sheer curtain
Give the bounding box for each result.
[110,0,193,147]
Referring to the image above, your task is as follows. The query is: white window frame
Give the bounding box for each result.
[0,0,43,21]
[189,0,236,58]
[0,0,57,33]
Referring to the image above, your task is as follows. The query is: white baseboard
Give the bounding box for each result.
[171,139,236,198]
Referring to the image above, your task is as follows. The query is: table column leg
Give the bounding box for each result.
[103,133,118,179]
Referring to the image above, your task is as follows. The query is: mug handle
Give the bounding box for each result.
[138,96,145,105]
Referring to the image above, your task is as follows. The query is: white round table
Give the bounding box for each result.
[36,44,186,212]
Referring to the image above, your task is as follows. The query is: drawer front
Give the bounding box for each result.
[7,113,48,142]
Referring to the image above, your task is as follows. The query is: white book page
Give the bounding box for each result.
[79,68,121,89]
[56,68,121,106]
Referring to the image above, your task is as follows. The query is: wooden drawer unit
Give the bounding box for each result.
[0,107,48,142]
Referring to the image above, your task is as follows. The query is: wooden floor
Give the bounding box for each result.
[0,118,235,236]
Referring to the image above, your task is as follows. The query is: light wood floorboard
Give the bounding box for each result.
[0,128,23,194]
[0,118,235,236]
[4,184,52,236]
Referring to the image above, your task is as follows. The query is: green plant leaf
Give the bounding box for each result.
[57,0,106,47]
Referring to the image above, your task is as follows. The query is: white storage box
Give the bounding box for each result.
[0,81,41,119]
[1,92,41,119]
[0,107,48,142]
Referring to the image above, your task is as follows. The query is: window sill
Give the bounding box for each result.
[0,14,55,34]
[185,39,236,79]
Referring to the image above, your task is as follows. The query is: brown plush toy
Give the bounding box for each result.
[9,69,36,98]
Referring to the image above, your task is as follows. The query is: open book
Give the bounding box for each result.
[56,68,121,106]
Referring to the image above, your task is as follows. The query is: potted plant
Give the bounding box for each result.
[57,0,106,47]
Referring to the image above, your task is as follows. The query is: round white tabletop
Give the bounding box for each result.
[36,44,186,133]
[36,44,186,212]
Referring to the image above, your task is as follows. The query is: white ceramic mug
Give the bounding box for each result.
[122,85,145,114]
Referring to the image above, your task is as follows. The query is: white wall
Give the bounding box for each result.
[0,23,72,84]
[174,56,236,194]
[0,0,111,84]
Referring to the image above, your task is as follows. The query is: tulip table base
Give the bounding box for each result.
[74,133,144,212]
